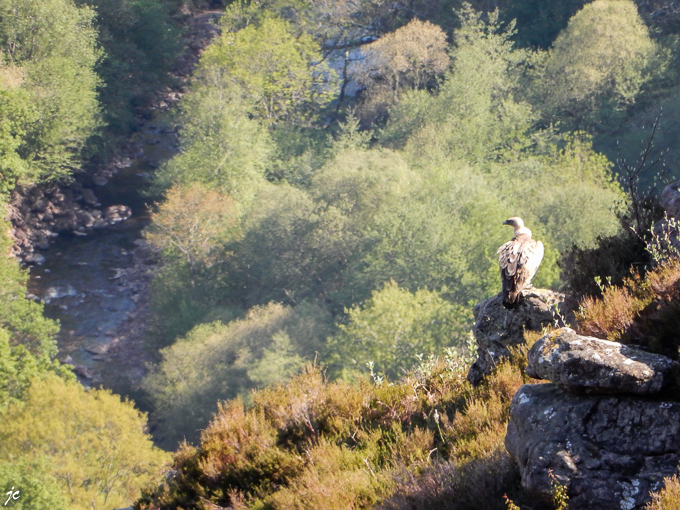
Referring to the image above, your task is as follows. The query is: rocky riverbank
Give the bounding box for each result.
[12,6,224,398]
[5,6,221,261]
[7,180,132,263]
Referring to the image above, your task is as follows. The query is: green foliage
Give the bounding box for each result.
[144,302,332,448]
[221,148,416,311]
[145,183,244,341]
[549,470,569,510]
[200,15,335,123]
[266,122,332,185]
[153,80,272,204]
[385,6,534,161]
[0,0,101,187]
[0,459,69,510]
[74,0,182,139]
[0,85,37,193]
[0,376,169,510]
[0,217,72,404]
[326,281,471,379]
[0,227,58,356]
[536,0,662,131]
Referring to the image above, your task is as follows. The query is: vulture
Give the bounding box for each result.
[497,217,544,308]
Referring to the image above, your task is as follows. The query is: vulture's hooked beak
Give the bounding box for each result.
[502,220,510,225]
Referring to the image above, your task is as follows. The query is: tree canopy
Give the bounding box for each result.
[0,0,101,189]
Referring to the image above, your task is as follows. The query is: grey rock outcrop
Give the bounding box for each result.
[506,384,680,510]
[526,328,679,395]
[660,181,680,220]
[467,289,564,385]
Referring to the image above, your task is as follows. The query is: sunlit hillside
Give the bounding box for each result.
[2,0,680,508]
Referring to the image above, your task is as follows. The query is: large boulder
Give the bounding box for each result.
[506,383,680,510]
[467,289,564,385]
[526,328,679,395]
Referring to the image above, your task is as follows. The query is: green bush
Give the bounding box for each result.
[0,376,169,510]
[0,0,101,188]
[144,301,332,448]
[325,281,472,380]
[139,341,545,510]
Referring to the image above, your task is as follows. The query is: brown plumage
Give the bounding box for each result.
[498,217,544,308]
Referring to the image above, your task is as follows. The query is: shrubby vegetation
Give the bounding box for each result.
[139,342,551,510]
[577,256,680,359]
[5,0,680,506]
[0,217,169,508]
[0,0,101,190]
[0,218,70,403]
[142,0,660,447]
[325,281,471,380]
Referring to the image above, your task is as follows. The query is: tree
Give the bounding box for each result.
[0,84,37,193]
[153,82,272,205]
[146,183,240,279]
[353,19,450,124]
[144,301,331,448]
[0,217,70,404]
[0,460,69,510]
[383,6,535,160]
[0,0,101,185]
[0,377,169,510]
[145,183,243,341]
[325,281,470,379]
[199,15,335,123]
[537,0,661,130]
[222,148,416,311]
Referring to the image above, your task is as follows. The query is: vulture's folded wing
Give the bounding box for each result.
[521,239,544,283]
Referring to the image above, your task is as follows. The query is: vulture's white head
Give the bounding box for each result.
[503,217,532,237]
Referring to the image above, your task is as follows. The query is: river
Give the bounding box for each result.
[26,117,178,389]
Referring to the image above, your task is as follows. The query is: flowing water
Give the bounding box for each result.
[26,117,178,385]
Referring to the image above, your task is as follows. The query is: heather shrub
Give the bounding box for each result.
[646,475,680,509]
[376,450,532,510]
[140,336,545,510]
[559,231,648,298]
[577,282,649,341]
[261,439,395,510]
[576,258,680,358]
